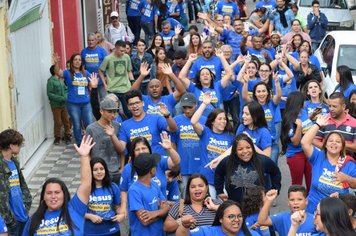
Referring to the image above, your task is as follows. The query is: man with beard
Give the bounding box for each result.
[188,40,224,81]
[242,34,273,64]
[198,13,270,61]
[313,92,356,155]
[269,0,294,35]
[131,62,186,115]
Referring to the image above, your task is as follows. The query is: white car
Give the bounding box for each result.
[314,31,356,97]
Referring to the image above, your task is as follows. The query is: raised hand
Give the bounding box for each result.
[161,63,173,75]
[198,12,208,20]
[158,102,170,117]
[174,25,182,36]
[272,71,279,82]
[88,72,99,88]
[290,210,306,226]
[103,124,116,137]
[53,53,60,64]
[215,48,224,58]
[315,114,329,127]
[202,92,212,105]
[159,132,172,150]
[265,189,278,202]
[140,61,151,77]
[74,135,95,156]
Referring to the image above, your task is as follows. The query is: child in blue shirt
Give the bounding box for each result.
[128,153,171,236]
[258,185,317,236]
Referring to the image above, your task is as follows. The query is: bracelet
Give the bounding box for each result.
[315,122,321,128]
[164,113,171,118]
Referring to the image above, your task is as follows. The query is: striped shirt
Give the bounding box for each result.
[168,200,221,228]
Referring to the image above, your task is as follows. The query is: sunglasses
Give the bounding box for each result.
[111,16,118,20]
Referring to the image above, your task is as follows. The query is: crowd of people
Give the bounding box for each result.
[0,0,356,235]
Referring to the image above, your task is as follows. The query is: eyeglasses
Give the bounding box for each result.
[225,214,243,221]
[314,210,320,218]
[111,16,118,20]
[128,101,141,107]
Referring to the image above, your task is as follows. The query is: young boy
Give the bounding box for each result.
[47,64,72,145]
[0,129,32,235]
[258,185,317,236]
[128,153,170,236]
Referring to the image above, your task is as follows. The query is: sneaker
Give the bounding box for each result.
[54,138,60,145]
[64,136,71,145]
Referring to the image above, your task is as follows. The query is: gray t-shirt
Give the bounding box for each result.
[85,121,121,175]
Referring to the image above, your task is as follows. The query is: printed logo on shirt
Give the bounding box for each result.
[318,168,344,190]
[113,61,127,78]
[130,0,140,10]
[129,126,153,141]
[8,169,20,187]
[264,108,272,122]
[148,196,158,206]
[88,195,112,212]
[198,91,218,103]
[179,125,199,140]
[72,76,88,87]
[221,5,234,13]
[207,137,229,160]
[152,177,161,187]
[84,53,100,63]
[147,105,161,115]
[37,217,69,235]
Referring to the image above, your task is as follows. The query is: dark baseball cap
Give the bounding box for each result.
[133,153,161,176]
[100,98,118,110]
[180,93,197,107]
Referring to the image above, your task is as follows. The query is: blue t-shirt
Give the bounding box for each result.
[81,46,107,86]
[0,216,6,233]
[270,211,316,236]
[139,1,160,23]
[160,30,175,50]
[165,17,184,30]
[171,114,207,175]
[262,100,281,141]
[334,83,356,99]
[127,0,142,16]
[187,81,224,117]
[119,114,168,155]
[6,160,28,222]
[63,70,90,104]
[188,56,223,81]
[256,0,276,13]
[190,225,259,236]
[166,179,180,202]
[143,94,177,115]
[214,0,239,18]
[237,78,261,118]
[22,194,87,236]
[236,125,272,152]
[301,101,329,132]
[277,67,297,109]
[247,47,273,64]
[245,213,271,236]
[307,147,356,213]
[199,126,234,185]
[119,157,169,197]
[174,2,188,19]
[128,180,166,236]
[84,184,121,235]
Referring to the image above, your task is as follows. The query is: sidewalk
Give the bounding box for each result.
[27,142,81,215]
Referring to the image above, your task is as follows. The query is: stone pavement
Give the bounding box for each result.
[27,142,81,215]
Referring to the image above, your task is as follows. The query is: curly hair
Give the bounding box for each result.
[0,129,24,150]
[241,186,265,216]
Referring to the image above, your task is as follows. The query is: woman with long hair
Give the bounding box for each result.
[155,47,173,95]
[163,174,220,233]
[176,200,260,235]
[334,65,356,99]
[147,34,165,57]
[290,34,303,52]
[118,135,180,217]
[236,101,272,157]
[289,197,356,236]
[84,158,123,235]
[215,134,281,204]
[242,65,283,163]
[190,93,234,199]
[58,53,97,145]
[281,91,312,193]
[178,49,235,117]
[22,136,95,235]
[282,19,311,45]
[187,32,203,56]
[301,79,329,129]
[301,115,356,213]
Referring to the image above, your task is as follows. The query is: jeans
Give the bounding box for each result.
[271,122,281,164]
[140,21,155,46]
[187,0,202,22]
[8,220,27,236]
[67,102,93,145]
[128,15,141,45]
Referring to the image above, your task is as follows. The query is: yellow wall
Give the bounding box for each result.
[0,6,15,130]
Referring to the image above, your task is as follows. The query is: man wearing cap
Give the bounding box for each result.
[171,93,207,197]
[85,98,124,184]
[131,62,186,115]
[128,153,170,236]
[105,11,135,45]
